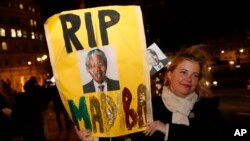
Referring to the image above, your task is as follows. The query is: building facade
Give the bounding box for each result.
[202,29,250,65]
[0,0,49,92]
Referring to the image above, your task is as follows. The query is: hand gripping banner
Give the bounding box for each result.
[44,5,152,137]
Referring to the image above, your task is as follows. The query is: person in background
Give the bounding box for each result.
[76,44,229,141]
[0,80,13,141]
[12,76,48,141]
[83,48,120,93]
[50,84,72,132]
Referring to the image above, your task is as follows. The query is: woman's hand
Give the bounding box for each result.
[143,120,167,136]
[75,126,94,141]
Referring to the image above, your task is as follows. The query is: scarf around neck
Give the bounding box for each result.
[161,86,198,126]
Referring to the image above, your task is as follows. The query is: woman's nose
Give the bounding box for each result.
[185,75,192,82]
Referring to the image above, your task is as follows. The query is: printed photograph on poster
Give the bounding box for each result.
[147,43,169,76]
[78,46,120,94]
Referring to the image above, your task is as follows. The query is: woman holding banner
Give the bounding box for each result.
[77,45,229,141]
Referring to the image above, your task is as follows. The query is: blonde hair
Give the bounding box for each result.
[165,44,213,98]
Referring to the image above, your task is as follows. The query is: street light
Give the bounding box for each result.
[36,54,49,83]
[239,49,244,53]
[37,54,48,62]
[27,61,32,65]
[27,61,32,75]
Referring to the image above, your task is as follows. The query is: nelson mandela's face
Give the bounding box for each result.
[147,50,159,66]
[87,54,107,84]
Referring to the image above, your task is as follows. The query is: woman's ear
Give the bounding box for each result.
[164,71,171,85]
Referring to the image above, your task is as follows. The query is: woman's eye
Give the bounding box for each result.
[193,74,199,78]
[180,71,186,74]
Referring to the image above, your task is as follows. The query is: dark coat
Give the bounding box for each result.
[129,96,230,141]
[83,77,120,93]
[12,85,46,141]
[0,94,13,141]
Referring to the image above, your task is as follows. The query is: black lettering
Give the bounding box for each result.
[99,10,120,45]
[85,12,97,47]
[59,14,84,53]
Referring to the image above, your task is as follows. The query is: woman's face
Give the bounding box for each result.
[167,60,200,98]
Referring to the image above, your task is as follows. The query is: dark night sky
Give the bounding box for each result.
[35,0,250,51]
[34,0,83,18]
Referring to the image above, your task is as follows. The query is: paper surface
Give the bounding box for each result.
[44,6,152,137]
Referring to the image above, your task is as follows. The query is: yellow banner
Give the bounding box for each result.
[44,6,152,137]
